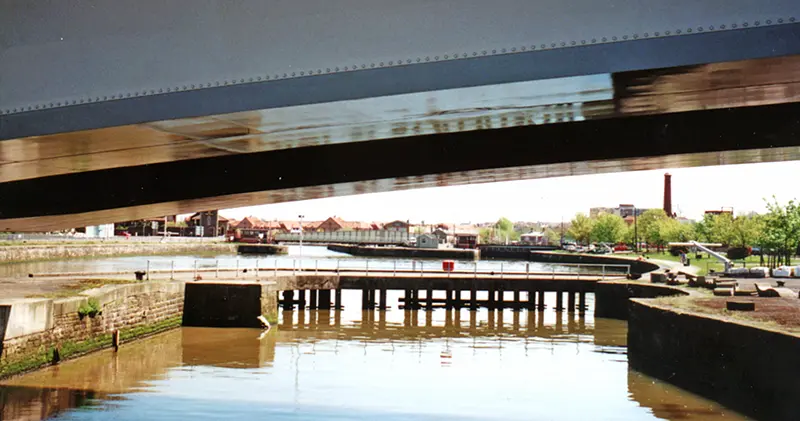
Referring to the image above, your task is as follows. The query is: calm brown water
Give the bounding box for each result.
[0,291,746,421]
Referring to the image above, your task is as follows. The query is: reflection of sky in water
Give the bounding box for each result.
[0,245,627,277]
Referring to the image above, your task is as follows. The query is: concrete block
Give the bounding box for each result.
[1,299,54,339]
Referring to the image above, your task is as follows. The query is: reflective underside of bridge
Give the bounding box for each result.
[1,2,800,231]
[3,55,800,231]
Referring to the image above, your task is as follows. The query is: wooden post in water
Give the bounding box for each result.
[579,292,587,317]
[453,284,461,309]
[527,288,536,311]
[309,289,318,310]
[568,291,576,313]
[298,289,307,309]
[555,290,564,312]
[537,290,546,310]
[379,287,388,311]
[112,329,120,352]
[361,285,370,310]
[488,284,496,310]
[470,282,478,311]
[334,288,343,309]
[318,289,332,310]
[497,283,505,310]
[282,290,294,311]
[426,282,434,311]
[513,288,521,312]
[445,284,453,310]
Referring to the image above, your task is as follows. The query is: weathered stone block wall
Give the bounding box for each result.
[594,281,687,320]
[628,299,800,421]
[0,282,185,377]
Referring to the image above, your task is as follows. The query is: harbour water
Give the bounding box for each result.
[0,290,745,421]
[0,245,618,278]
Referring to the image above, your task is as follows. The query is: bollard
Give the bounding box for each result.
[500,263,504,279]
[394,261,397,276]
[216,260,219,278]
[170,261,175,280]
[194,260,198,279]
[274,259,278,277]
[315,260,318,275]
[236,259,240,277]
[146,260,150,281]
[256,260,259,276]
[602,265,606,280]
[293,260,296,275]
[474,262,477,279]
[366,260,369,275]
[420,262,424,278]
[526,263,530,280]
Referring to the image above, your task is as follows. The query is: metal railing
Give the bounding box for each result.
[29,258,631,281]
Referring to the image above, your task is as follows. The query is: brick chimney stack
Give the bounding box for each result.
[663,173,673,218]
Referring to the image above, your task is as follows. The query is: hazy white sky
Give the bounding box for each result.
[220,161,800,224]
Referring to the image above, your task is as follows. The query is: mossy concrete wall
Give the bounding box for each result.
[0,282,185,378]
[628,299,800,421]
[594,281,687,320]
[0,242,235,263]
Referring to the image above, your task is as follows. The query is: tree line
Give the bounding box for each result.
[565,198,800,265]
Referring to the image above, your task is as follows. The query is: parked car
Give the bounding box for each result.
[613,243,628,252]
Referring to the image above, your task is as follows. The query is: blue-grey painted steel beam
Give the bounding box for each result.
[1,0,799,139]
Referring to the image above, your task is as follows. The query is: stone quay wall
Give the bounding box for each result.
[594,281,687,320]
[628,298,800,421]
[0,282,185,378]
[0,243,236,263]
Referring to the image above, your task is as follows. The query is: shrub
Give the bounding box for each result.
[78,298,102,318]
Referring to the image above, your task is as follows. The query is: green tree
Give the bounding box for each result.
[731,214,764,248]
[591,213,627,243]
[478,227,493,243]
[543,227,562,245]
[637,209,669,248]
[695,213,735,245]
[492,217,520,242]
[762,198,800,266]
[495,217,514,232]
[568,213,594,245]
[658,218,696,243]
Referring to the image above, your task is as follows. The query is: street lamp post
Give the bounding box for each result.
[298,214,305,260]
[634,207,639,253]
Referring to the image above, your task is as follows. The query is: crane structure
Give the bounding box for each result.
[690,241,734,273]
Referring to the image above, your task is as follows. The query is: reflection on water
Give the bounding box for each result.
[0,291,745,421]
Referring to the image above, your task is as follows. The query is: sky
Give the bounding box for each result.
[217,160,800,224]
